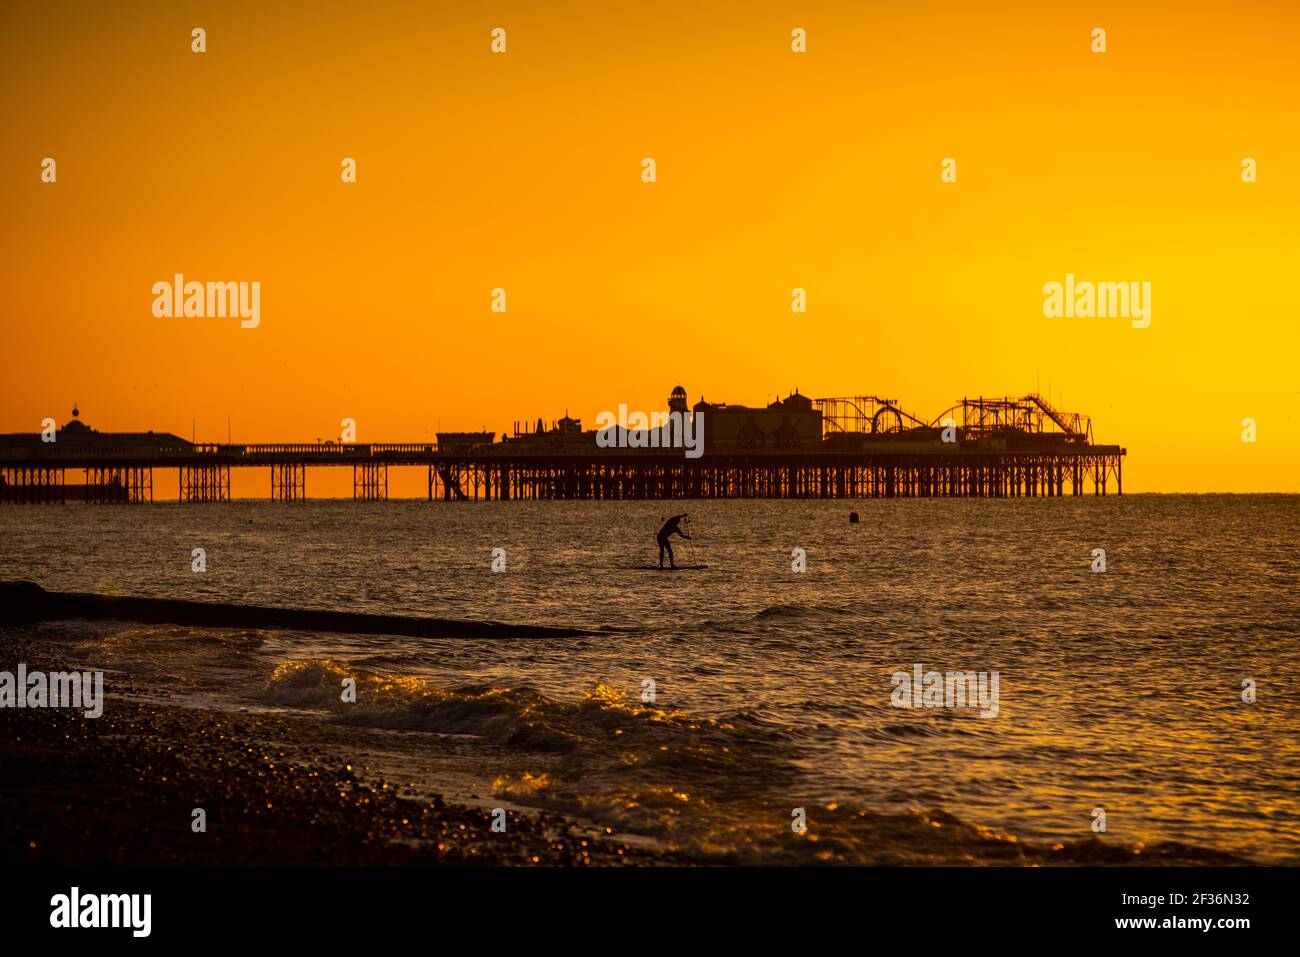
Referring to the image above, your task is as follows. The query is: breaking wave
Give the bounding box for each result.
[256,658,1249,865]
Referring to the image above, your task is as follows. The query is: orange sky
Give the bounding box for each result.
[3,0,1298,493]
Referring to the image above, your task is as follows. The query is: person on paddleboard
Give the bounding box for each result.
[656,513,691,569]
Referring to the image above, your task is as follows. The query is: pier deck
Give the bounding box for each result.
[0,442,1125,502]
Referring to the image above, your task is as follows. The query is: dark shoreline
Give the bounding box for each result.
[0,628,677,867]
[1,625,1271,868]
[0,580,595,639]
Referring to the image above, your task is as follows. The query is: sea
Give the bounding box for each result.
[2,495,1298,864]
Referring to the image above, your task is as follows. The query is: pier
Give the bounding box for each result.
[0,391,1125,503]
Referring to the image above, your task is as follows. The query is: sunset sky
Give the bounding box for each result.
[3,1,1298,493]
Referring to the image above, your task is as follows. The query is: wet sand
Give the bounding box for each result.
[0,628,678,866]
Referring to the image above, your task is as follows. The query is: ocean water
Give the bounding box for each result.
[3,495,1299,864]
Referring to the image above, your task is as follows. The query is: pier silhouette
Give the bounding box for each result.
[0,391,1125,502]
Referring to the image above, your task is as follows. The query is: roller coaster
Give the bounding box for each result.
[814,393,1093,444]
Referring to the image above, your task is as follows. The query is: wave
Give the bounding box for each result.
[257,658,1257,865]
[260,658,790,760]
[753,602,858,621]
[63,625,265,675]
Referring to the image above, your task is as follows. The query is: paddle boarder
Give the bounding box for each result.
[656,513,691,569]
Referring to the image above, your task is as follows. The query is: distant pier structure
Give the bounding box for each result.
[0,390,1124,503]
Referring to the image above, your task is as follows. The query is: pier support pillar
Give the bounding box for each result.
[83,466,151,504]
[0,466,66,504]
[353,462,387,501]
[180,465,229,503]
[270,463,306,502]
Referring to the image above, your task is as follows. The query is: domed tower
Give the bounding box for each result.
[668,385,688,415]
